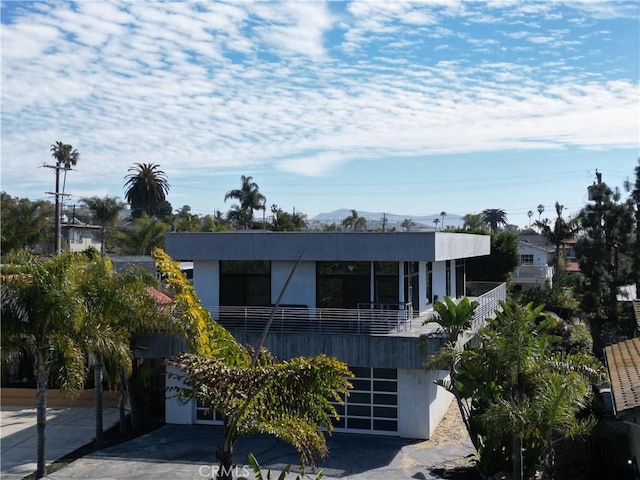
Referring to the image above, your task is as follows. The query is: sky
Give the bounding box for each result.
[1,0,638,228]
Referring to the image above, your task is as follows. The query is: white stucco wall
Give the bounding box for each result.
[418,262,428,311]
[398,368,430,439]
[397,368,452,439]
[271,261,316,307]
[517,244,550,266]
[193,260,219,308]
[165,365,194,424]
[427,370,455,436]
[432,261,447,303]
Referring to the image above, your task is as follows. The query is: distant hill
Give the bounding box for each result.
[310,209,464,229]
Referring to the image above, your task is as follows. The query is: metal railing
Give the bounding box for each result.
[470,282,507,333]
[512,265,553,280]
[208,303,414,336]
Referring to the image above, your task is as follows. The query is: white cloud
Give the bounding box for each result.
[1,0,638,204]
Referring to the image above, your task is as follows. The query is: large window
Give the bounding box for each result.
[445,260,451,297]
[220,260,270,306]
[455,259,465,298]
[374,262,399,304]
[317,262,369,308]
[403,262,419,313]
[426,262,433,304]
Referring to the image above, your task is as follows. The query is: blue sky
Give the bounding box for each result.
[1,0,638,228]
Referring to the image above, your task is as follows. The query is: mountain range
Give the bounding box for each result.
[309,209,464,229]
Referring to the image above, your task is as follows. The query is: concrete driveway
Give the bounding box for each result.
[1,406,119,479]
[40,423,476,480]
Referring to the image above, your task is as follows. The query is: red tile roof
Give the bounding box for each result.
[147,287,172,305]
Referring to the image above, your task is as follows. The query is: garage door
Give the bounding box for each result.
[331,366,398,435]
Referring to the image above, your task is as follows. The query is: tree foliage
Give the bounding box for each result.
[576,181,635,324]
[428,301,604,479]
[123,163,170,219]
[466,231,518,282]
[154,249,352,480]
[1,193,54,253]
[535,202,581,283]
[1,252,88,478]
[424,296,479,343]
[482,208,508,233]
[224,175,266,229]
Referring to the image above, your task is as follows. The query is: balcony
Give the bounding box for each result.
[512,265,553,285]
[207,282,507,337]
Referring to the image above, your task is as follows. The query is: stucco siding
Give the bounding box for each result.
[271,261,316,307]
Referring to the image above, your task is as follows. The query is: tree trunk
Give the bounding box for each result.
[216,424,236,480]
[94,354,105,447]
[118,369,128,436]
[513,434,523,480]
[35,361,48,479]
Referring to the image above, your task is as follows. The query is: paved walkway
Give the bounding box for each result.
[1,406,120,479]
[41,423,475,480]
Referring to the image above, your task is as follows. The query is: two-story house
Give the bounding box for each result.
[162,231,505,440]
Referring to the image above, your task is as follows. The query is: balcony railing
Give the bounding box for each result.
[207,284,507,337]
[512,265,554,281]
[208,303,414,336]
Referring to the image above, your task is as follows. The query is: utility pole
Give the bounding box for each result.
[44,163,71,255]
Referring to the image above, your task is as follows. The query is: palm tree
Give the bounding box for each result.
[78,255,175,440]
[481,208,508,233]
[527,210,533,228]
[433,218,440,229]
[535,202,580,282]
[401,218,415,231]
[224,175,266,229]
[1,252,87,478]
[123,163,170,218]
[342,209,367,231]
[440,211,447,229]
[50,142,80,254]
[81,196,126,253]
[537,204,545,221]
[155,249,352,480]
[114,214,169,255]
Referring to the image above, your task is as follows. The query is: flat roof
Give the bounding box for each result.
[165,231,490,262]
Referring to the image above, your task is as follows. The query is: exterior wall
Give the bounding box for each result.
[427,370,455,436]
[166,232,490,262]
[432,261,447,303]
[165,365,194,424]
[398,368,430,438]
[418,262,428,310]
[194,260,219,308]
[517,243,550,266]
[271,261,316,307]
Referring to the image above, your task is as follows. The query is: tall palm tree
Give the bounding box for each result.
[1,252,87,478]
[537,204,545,222]
[123,163,170,218]
[224,175,266,229]
[433,218,440,229]
[81,196,126,253]
[527,210,533,228]
[482,208,508,233]
[50,142,80,254]
[440,211,447,229]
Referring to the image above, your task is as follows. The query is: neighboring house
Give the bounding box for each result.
[604,337,640,476]
[512,239,554,291]
[161,231,505,439]
[61,223,103,253]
